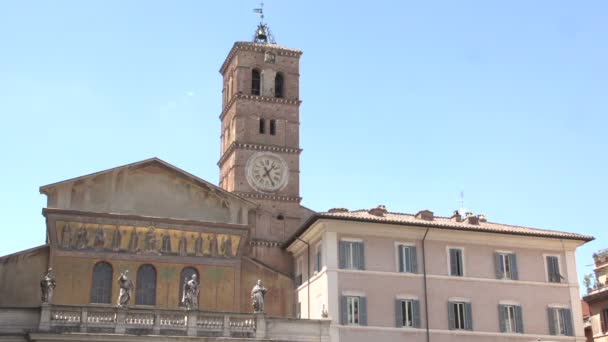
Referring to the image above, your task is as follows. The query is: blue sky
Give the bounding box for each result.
[0,1,606,292]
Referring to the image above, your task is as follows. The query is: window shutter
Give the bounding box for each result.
[515,305,524,333]
[395,300,403,327]
[359,297,368,326]
[509,254,519,280]
[498,305,506,333]
[547,308,556,335]
[411,246,418,273]
[357,242,365,270]
[413,299,421,328]
[449,249,459,276]
[564,309,573,336]
[340,296,347,325]
[464,302,473,331]
[547,256,559,282]
[339,242,347,269]
[495,253,504,279]
[448,302,456,330]
[398,245,405,272]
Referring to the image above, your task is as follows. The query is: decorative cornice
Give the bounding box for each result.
[232,191,301,203]
[219,93,301,120]
[217,141,302,167]
[220,41,303,75]
[249,239,281,247]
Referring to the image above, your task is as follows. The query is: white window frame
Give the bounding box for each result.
[550,306,569,336]
[503,305,517,333]
[543,254,563,283]
[314,241,322,274]
[395,242,416,273]
[452,302,466,330]
[346,296,360,325]
[295,256,303,286]
[496,251,513,280]
[399,299,415,328]
[447,246,465,276]
[340,238,362,270]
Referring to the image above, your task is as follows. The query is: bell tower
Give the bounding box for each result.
[218,13,309,249]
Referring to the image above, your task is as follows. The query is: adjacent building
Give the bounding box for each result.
[583,249,608,341]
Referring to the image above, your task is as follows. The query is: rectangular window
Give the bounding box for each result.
[339,241,365,270]
[314,243,322,274]
[347,296,359,325]
[270,119,276,135]
[295,257,303,286]
[548,307,573,336]
[602,308,608,333]
[449,301,472,330]
[395,299,420,328]
[398,245,418,273]
[546,256,562,283]
[449,248,464,276]
[496,253,518,280]
[499,304,523,333]
[259,118,265,134]
[340,296,367,326]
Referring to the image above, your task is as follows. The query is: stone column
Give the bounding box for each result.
[115,308,127,334]
[38,304,51,332]
[187,311,197,337]
[254,312,266,339]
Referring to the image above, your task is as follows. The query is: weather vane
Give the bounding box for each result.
[252,2,275,44]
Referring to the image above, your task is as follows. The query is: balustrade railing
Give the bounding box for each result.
[39,304,258,338]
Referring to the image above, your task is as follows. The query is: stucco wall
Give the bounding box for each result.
[45,163,250,225]
[0,246,49,307]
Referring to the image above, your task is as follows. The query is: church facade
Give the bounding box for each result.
[0,21,594,342]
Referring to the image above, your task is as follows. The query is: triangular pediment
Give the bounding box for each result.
[40,158,254,225]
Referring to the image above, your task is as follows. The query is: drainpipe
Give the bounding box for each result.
[422,228,431,342]
[297,237,311,319]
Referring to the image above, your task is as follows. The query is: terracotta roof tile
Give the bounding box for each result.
[315,209,593,241]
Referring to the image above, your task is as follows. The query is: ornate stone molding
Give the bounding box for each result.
[249,239,281,247]
[219,93,301,120]
[218,142,302,167]
[220,41,303,74]
[232,191,301,203]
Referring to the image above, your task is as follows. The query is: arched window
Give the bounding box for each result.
[252,69,261,96]
[90,262,113,304]
[136,264,156,306]
[274,73,284,98]
[179,267,199,307]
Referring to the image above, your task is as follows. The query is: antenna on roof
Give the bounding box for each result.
[458,191,467,216]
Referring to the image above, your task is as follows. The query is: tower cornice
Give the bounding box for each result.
[219,93,301,120]
[219,41,303,75]
[217,141,302,167]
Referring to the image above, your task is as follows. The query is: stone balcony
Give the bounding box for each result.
[0,304,330,342]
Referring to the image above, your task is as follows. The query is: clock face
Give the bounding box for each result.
[246,153,289,193]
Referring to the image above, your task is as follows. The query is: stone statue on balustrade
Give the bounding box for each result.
[117,270,133,307]
[182,274,200,310]
[40,268,56,304]
[251,279,267,313]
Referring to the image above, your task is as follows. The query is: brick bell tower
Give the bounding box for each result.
[217,14,311,267]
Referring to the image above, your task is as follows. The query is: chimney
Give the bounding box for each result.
[466,215,479,225]
[450,210,462,222]
[415,210,434,221]
[478,214,487,222]
[368,205,388,217]
[328,208,349,213]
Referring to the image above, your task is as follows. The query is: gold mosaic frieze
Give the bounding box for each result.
[55,221,239,258]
